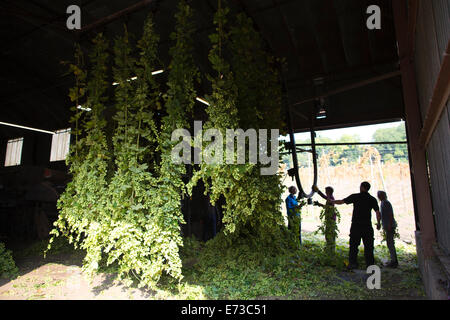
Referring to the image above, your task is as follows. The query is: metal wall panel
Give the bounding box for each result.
[427,104,450,255]
[432,0,450,61]
[414,0,450,255]
[415,0,442,119]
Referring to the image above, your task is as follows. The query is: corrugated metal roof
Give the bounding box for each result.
[0,0,403,138]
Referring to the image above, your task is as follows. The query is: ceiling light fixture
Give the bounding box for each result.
[315,98,327,120]
[151,69,164,75]
[77,105,92,112]
[196,97,210,106]
[112,70,163,86]
[316,106,327,120]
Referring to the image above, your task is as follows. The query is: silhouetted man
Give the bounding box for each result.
[332,181,381,270]
[377,190,398,268]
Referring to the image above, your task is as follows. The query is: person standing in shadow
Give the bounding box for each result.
[332,181,381,270]
[203,194,218,241]
[377,190,398,268]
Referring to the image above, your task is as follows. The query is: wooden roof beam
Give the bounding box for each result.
[270,0,305,74]
[291,70,401,107]
[407,0,419,57]
[77,0,158,35]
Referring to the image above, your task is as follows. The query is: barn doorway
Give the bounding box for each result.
[280,120,417,258]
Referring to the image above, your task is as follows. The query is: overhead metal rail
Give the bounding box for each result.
[295,141,407,147]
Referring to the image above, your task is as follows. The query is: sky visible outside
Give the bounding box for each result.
[280,120,406,143]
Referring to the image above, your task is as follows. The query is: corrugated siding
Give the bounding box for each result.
[428,103,450,256]
[414,0,450,255]
[415,0,442,118]
[432,0,450,61]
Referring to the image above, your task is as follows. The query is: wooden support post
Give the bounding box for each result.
[392,0,436,257]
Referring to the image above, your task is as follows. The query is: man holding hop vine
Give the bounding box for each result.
[313,185,339,255]
[285,186,304,246]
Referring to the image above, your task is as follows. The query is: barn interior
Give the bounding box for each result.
[0,0,448,299]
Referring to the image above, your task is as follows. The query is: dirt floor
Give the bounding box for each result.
[0,250,153,300]
[0,254,425,300]
[0,232,426,300]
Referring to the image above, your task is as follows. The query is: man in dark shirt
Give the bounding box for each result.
[333,181,381,270]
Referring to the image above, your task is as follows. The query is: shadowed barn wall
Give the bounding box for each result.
[411,0,450,299]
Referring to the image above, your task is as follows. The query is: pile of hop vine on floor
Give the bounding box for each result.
[145,231,423,300]
[0,242,18,279]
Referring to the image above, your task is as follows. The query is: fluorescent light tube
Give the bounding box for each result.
[0,121,55,135]
[196,97,210,106]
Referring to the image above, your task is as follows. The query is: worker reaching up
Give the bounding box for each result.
[314,185,335,208]
[314,185,338,221]
[313,185,339,254]
[332,181,381,270]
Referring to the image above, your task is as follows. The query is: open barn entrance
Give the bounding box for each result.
[280,121,416,248]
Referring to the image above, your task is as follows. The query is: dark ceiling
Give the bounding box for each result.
[0,0,404,139]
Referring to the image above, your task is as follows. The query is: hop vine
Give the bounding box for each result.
[50,2,293,288]
[314,204,341,256]
[49,33,111,262]
[188,2,285,244]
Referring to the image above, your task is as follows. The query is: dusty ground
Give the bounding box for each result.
[0,251,154,300]
[0,231,426,300]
